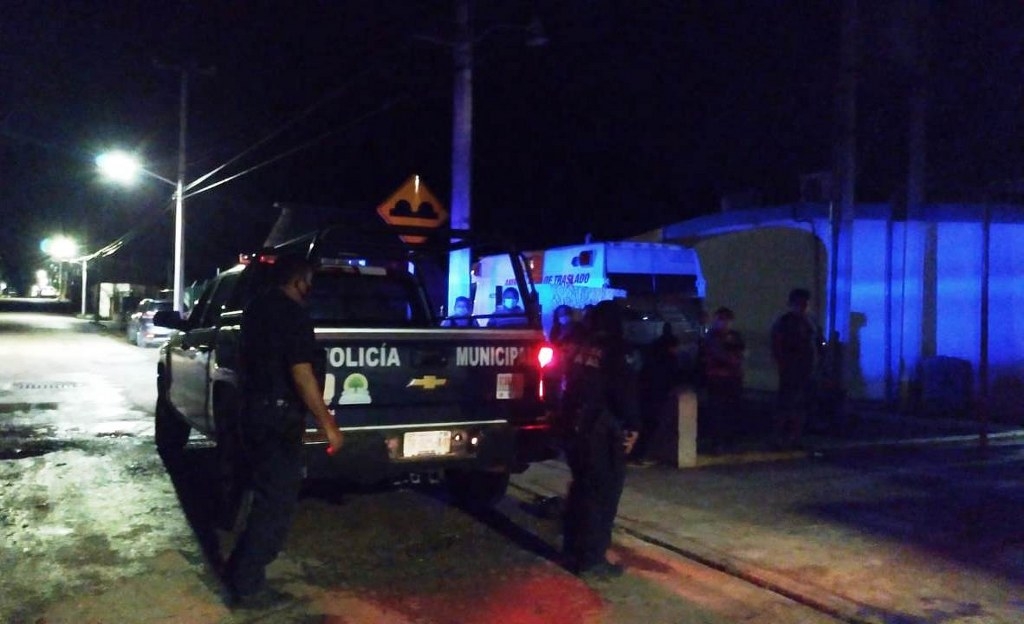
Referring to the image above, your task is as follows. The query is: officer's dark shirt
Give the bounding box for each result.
[240,288,317,403]
[771,311,817,378]
[562,331,641,432]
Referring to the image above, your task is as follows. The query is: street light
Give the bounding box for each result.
[97,149,186,313]
[96,65,198,313]
[42,235,78,300]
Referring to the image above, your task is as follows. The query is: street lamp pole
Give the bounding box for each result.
[97,61,208,314]
[171,68,189,313]
[80,259,88,316]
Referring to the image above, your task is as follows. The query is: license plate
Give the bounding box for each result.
[403,430,451,458]
[495,373,523,399]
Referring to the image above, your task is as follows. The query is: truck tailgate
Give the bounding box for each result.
[315,328,547,429]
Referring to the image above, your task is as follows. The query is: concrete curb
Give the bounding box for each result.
[611,519,889,624]
[508,476,886,624]
[510,429,1024,623]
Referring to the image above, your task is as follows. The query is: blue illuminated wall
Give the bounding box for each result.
[661,204,1023,420]
[989,224,1024,372]
[936,223,983,361]
[848,220,889,398]
[988,222,1024,418]
[893,221,925,399]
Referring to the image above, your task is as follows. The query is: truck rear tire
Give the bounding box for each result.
[155,387,190,460]
[445,469,510,509]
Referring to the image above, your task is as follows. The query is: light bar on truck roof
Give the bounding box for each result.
[320,257,367,267]
[239,252,277,265]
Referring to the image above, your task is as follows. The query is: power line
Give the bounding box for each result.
[184,97,405,199]
[181,32,426,197]
[71,198,174,263]
[183,67,381,194]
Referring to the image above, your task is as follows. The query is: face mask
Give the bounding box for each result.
[504,299,516,308]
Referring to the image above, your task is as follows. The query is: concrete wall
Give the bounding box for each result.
[690,227,827,392]
[658,204,1024,422]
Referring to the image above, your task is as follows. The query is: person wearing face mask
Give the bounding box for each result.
[489,286,527,328]
[441,295,479,327]
[223,253,343,609]
[549,304,582,346]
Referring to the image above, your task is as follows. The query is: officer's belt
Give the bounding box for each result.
[249,395,295,410]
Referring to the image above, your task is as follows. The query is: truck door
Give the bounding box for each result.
[170,273,238,429]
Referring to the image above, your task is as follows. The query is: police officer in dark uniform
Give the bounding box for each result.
[223,253,344,607]
[561,299,640,579]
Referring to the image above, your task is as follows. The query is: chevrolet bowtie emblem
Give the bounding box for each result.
[407,375,448,390]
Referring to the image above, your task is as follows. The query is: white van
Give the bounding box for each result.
[474,240,706,344]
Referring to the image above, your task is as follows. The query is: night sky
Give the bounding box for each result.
[1,1,1021,291]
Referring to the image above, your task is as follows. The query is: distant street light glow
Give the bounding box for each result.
[95,151,142,186]
[49,236,79,260]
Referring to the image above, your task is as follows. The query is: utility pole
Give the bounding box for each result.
[443,2,545,313]
[831,0,857,337]
[173,67,188,314]
[829,0,859,396]
[154,61,213,313]
[447,0,474,314]
[80,259,88,316]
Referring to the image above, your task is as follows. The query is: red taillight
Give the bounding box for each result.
[536,344,556,400]
[537,346,554,369]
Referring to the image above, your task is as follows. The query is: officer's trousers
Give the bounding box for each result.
[563,420,627,570]
[225,405,304,596]
[776,370,814,444]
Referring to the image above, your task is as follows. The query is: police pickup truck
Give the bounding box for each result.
[152,224,557,508]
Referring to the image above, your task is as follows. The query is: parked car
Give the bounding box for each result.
[127,298,174,347]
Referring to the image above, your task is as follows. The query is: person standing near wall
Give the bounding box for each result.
[630,322,682,465]
[770,288,818,449]
[701,307,746,453]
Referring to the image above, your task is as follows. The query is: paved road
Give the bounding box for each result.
[2,311,847,623]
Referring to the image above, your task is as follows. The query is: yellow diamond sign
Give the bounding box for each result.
[376,175,448,243]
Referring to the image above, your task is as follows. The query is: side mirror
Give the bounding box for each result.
[152,310,185,330]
